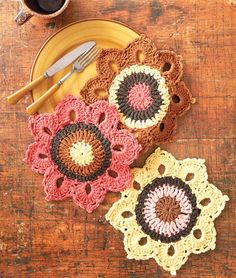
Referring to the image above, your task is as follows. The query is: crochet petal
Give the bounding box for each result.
[124,35,157,66]
[24,142,52,174]
[96,48,125,79]
[55,95,88,125]
[105,190,139,233]
[103,162,132,192]
[149,115,177,144]
[143,147,179,184]
[124,227,160,260]
[72,180,107,213]
[88,101,119,136]
[109,130,141,164]
[29,114,59,145]
[43,166,73,201]
[197,182,229,220]
[169,81,194,117]
[80,76,109,104]
[175,158,208,191]
[155,50,183,82]
[135,114,177,150]
[188,216,216,254]
[154,239,191,275]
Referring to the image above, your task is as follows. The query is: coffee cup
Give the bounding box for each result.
[15,0,71,25]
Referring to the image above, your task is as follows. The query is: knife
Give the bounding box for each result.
[7,41,96,105]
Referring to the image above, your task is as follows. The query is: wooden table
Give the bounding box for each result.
[0,0,235,277]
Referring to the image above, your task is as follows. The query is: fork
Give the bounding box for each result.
[26,46,99,115]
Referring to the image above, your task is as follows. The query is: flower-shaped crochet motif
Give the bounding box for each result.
[106,148,229,275]
[80,35,194,149]
[25,96,141,213]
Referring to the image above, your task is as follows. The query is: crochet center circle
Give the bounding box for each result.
[50,123,112,181]
[135,176,200,243]
[109,65,170,129]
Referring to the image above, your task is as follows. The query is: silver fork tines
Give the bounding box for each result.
[74,47,100,70]
[76,44,96,62]
[59,46,99,84]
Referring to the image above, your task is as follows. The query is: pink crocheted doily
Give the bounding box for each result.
[24,96,141,213]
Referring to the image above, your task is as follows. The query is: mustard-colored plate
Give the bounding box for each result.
[31,19,140,114]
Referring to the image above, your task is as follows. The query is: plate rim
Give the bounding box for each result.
[30,18,140,86]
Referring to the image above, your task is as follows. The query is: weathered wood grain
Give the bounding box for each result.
[0,0,236,277]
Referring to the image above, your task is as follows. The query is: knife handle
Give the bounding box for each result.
[7,75,45,105]
[26,83,60,115]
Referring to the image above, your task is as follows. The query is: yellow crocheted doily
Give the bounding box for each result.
[106,148,229,275]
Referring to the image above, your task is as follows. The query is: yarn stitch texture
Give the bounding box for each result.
[106,148,229,275]
[80,35,194,149]
[24,95,141,213]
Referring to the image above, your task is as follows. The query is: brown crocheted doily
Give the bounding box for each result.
[80,35,194,149]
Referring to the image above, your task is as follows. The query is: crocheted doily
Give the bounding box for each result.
[106,148,229,275]
[24,96,141,213]
[80,35,194,149]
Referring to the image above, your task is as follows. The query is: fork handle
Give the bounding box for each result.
[26,83,60,115]
[7,75,45,105]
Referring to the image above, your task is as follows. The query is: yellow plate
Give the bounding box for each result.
[31,19,140,114]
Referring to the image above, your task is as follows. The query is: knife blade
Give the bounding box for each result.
[7,41,96,105]
[44,41,96,77]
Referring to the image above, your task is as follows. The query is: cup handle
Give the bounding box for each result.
[15,9,32,25]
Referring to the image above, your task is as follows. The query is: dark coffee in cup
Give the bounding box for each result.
[15,0,70,25]
[25,0,65,14]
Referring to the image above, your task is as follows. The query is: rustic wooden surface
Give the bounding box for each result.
[0,0,235,277]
